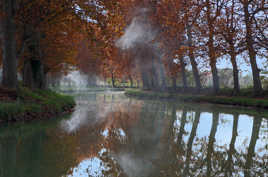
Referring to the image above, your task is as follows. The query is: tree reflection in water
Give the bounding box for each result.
[0,92,267,177]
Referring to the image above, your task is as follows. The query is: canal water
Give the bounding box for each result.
[0,91,267,177]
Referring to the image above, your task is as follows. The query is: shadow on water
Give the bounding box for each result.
[0,91,267,177]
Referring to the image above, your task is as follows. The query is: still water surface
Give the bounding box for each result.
[0,91,267,177]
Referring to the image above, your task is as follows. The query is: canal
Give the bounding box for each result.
[0,91,267,177]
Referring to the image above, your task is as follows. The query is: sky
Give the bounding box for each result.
[187,54,267,77]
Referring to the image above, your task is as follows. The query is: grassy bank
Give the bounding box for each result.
[0,87,75,123]
[125,89,268,109]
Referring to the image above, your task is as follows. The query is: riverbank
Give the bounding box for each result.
[125,89,268,109]
[0,87,75,123]
[55,87,125,93]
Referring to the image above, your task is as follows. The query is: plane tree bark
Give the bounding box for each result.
[1,0,18,89]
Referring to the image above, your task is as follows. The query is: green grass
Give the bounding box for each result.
[0,87,75,122]
[125,89,268,109]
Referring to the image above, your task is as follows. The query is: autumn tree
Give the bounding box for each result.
[217,0,246,95]
[201,0,225,93]
[156,0,204,91]
[16,0,83,89]
[238,0,267,95]
[183,0,204,92]
[0,0,102,89]
[155,0,186,89]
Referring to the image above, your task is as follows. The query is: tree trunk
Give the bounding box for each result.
[187,27,202,92]
[33,60,45,89]
[141,68,150,90]
[208,35,220,93]
[129,75,133,88]
[137,80,140,88]
[172,76,177,91]
[243,4,262,95]
[111,72,116,88]
[23,29,47,89]
[210,61,220,94]
[151,56,160,90]
[23,60,34,88]
[206,0,220,94]
[230,47,240,95]
[1,0,17,89]
[41,69,47,89]
[23,59,46,89]
[87,74,97,87]
[180,57,187,91]
[158,58,167,91]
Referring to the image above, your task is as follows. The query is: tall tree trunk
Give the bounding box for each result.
[23,59,34,88]
[151,56,159,90]
[1,0,17,89]
[208,35,220,93]
[129,75,133,88]
[23,30,47,89]
[23,59,46,89]
[180,57,188,91]
[40,67,47,89]
[172,75,177,91]
[206,0,220,94]
[243,4,262,95]
[141,67,150,90]
[87,74,97,87]
[230,46,240,95]
[111,72,116,88]
[187,27,202,92]
[158,58,167,91]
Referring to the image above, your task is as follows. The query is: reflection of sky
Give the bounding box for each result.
[61,92,267,177]
[186,112,266,154]
[66,149,109,177]
[66,157,107,177]
[235,115,253,151]
[173,111,265,153]
[215,114,233,148]
[183,111,196,142]
[101,129,109,138]
[102,128,126,139]
[196,112,212,138]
